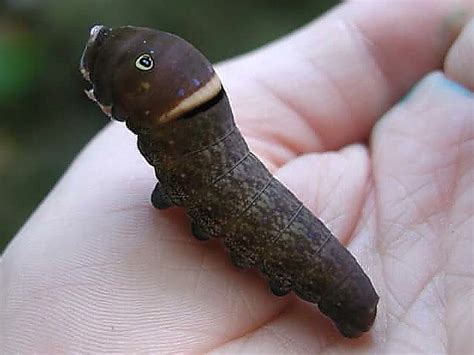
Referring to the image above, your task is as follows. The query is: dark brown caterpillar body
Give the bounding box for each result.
[80,25,378,338]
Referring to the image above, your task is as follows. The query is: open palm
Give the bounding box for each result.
[1,1,473,353]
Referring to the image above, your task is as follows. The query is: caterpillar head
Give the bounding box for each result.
[80,25,222,128]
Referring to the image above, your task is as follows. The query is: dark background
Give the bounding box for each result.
[0,0,338,251]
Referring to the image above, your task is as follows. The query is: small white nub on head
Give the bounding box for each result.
[158,74,222,123]
[89,25,104,41]
[80,25,104,82]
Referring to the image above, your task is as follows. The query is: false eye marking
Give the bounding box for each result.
[135,53,154,71]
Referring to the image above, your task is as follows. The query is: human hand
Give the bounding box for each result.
[1,0,473,353]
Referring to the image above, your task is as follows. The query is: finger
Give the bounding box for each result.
[445,18,474,91]
[371,72,473,352]
[275,144,370,247]
[217,0,472,168]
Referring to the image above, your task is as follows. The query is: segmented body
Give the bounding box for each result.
[80,25,378,337]
[134,92,377,337]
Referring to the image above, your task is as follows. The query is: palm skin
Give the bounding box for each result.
[1,1,473,353]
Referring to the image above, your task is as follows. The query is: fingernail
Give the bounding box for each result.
[400,72,472,103]
[435,75,472,97]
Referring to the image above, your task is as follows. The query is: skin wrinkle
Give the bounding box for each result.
[373,111,470,350]
[9,299,132,351]
[322,331,375,354]
[381,222,427,254]
[343,16,391,97]
[378,97,472,255]
[308,11,401,142]
[334,146,370,209]
[388,173,441,228]
[382,249,422,310]
[445,116,472,233]
[338,16,391,135]
[372,140,393,342]
[366,2,448,87]
[364,227,388,349]
[279,145,371,246]
[212,301,335,355]
[388,110,469,158]
[388,336,426,354]
[399,315,431,343]
[383,277,405,319]
[350,8,423,104]
[432,159,464,210]
[446,219,473,259]
[322,148,370,244]
[318,163,346,217]
[391,271,447,346]
[280,155,323,214]
[438,276,450,352]
[222,291,379,354]
[390,218,446,276]
[265,324,306,354]
[353,187,375,238]
[376,121,441,155]
[445,269,474,280]
[292,48,352,148]
[374,180,428,251]
[239,135,290,172]
[192,251,207,297]
[255,77,323,158]
[444,18,474,90]
[205,294,292,354]
[269,333,297,354]
[7,281,95,314]
[444,135,473,355]
[291,46,354,150]
[384,152,451,230]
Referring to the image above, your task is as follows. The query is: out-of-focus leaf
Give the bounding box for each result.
[0,32,43,104]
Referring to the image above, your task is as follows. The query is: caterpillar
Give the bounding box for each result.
[80,25,378,338]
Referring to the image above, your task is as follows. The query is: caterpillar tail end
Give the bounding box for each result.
[333,298,378,338]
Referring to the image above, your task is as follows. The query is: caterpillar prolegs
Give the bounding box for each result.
[80,25,378,338]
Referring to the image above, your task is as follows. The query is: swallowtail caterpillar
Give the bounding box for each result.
[80,25,378,338]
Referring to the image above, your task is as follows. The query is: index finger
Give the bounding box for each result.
[217,0,473,168]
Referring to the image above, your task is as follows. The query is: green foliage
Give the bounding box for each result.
[0,34,42,103]
[0,0,338,252]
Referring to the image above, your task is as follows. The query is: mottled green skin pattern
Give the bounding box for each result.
[80,25,378,337]
[134,92,378,338]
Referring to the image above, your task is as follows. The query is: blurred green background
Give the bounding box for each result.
[0,0,338,252]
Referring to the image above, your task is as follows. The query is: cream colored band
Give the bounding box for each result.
[158,74,222,123]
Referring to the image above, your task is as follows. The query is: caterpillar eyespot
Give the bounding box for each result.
[135,53,154,71]
[79,25,379,338]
